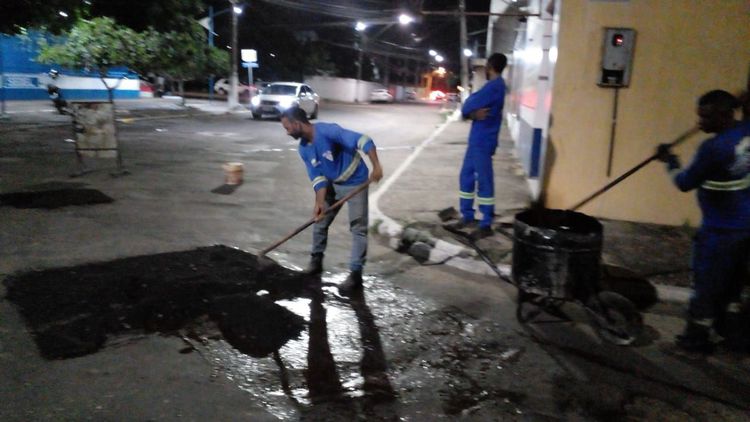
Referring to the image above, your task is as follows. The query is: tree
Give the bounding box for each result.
[148,23,229,105]
[302,42,337,77]
[36,17,155,103]
[0,0,206,35]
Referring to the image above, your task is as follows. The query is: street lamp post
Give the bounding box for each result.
[228,0,240,109]
[355,21,366,103]
[353,14,414,103]
[204,4,242,104]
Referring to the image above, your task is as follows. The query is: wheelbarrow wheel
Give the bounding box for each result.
[516,289,543,323]
[586,291,643,346]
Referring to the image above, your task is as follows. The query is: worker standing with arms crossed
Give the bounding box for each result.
[449,53,507,241]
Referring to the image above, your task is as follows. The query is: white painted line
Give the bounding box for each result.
[369,110,461,237]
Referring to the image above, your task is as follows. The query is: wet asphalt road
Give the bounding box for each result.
[2,101,750,420]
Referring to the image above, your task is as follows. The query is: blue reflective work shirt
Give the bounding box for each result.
[298,122,375,192]
[671,121,750,229]
[461,77,506,151]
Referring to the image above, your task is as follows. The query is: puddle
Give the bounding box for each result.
[0,188,113,209]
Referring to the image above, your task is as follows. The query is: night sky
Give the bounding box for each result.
[206,0,491,74]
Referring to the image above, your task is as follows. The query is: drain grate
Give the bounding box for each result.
[0,188,114,209]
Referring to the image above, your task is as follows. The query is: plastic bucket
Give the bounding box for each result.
[223,162,244,185]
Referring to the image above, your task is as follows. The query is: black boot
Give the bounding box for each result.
[338,270,363,296]
[304,253,324,275]
[674,321,714,354]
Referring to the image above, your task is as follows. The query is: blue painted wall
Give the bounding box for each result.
[1,33,139,101]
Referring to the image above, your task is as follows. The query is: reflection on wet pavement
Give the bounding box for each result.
[204,273,407,419]
[4,246,535,419]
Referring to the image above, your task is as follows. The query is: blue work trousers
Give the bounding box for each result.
[688,227,750,322]
[311,183,369,272]
[459,146,496,228]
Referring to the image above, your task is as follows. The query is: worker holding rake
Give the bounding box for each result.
[657,90,750,355]
[280,107,383,296]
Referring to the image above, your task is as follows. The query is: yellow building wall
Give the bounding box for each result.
[545,0,750,225]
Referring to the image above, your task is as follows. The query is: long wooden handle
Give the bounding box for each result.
[570,125,700,211]
[259,180,372,256]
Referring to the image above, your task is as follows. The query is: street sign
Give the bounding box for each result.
[241,62,259,68]
[241,49,257,63]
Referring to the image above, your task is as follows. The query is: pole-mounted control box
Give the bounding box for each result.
[598,28,636,87]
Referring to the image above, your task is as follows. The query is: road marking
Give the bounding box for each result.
[369,110,461,236]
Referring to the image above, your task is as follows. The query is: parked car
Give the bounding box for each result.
[250,82,319,120]
[214,78,250,95]
[369,88,394,103]
[405,88,417,101]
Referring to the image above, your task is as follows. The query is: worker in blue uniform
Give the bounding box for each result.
[452,53,507,240]
[280,107,383,296]
[657,90,750,354]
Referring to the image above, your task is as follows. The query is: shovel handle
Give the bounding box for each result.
[259,180,372,256]
[570,125,700,211]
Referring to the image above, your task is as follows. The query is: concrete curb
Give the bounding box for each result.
[368,109,692,305]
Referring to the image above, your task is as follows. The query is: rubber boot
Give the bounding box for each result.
[675,320,714,354]
[718,302,745,352]
[338,270,363,296]
[303,253,324,275]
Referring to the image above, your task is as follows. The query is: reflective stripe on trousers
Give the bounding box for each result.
[459,146,495,227]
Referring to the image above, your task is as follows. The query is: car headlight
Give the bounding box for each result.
[278,97,296,109]
[251,96,260,106]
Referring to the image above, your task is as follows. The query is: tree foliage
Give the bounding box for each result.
[37,17,153,76]
[302,42,338,77]
[146,22,229,102]
[36,17,226,103]
[0,0,205,35]
[147,22,229,82]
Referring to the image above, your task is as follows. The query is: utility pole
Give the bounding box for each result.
[208,6,215,103]
[355,35,364,102]
[459,0,469,98]
[228,0,239,109]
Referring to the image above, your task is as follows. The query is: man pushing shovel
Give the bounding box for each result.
[280,106,383,296]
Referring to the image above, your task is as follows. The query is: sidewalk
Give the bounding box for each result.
[373,112,694,304]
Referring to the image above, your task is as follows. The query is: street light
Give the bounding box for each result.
[352,14,415,102]
[435,55,444,63]
[354,21,367,102]
[429,49,437,57]
[228,0,241,109]
[399,14,414,25]
[463,48,473,57]
[201,2,243,106]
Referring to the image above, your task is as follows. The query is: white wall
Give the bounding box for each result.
[304,75,384,103]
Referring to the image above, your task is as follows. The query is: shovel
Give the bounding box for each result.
[258,180,372,260]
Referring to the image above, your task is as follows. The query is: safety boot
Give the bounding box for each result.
[443,218,479,233]
[303,253,324,275]
[469,226,494,241]
[716,302,747,352]
[338,270,363,296]
[674,321,714,354]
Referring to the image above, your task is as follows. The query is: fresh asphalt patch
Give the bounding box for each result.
[0,188,114,209]
[3,245,310,359]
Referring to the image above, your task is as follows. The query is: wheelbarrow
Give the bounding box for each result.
[460,208,644,346]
